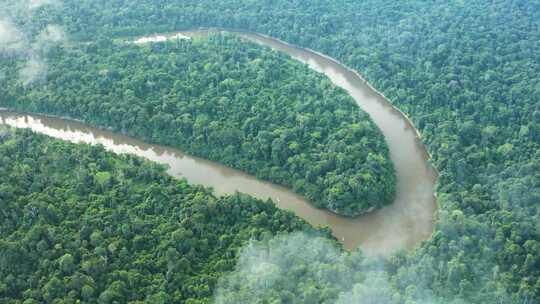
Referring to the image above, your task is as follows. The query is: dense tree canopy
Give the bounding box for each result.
[0,0,538,303]
[0,34,395,217]
[0,127,324,303]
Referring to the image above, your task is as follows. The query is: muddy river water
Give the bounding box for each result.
[0,30,437,255]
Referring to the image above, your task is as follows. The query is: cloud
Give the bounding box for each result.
[34,24,66,53]
[213,232,355,303]
[212,232,479,304]
[0,1,65,85]
[19,56,47,86]
[28,0,60,10]
[6,24,66,86]
[17,24,67,85]
[38,24,65,44]
[4,22,65,85]
[335,274,400,304]
[0,19,27,56]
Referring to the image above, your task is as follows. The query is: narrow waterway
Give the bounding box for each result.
[0,30,437,255]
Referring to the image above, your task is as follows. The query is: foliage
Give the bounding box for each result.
[1,0,539,303]
[0,34,395,217]
[0,128,321,303]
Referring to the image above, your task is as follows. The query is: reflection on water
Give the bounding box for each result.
[133,33,190,44]
[0,31,437,255]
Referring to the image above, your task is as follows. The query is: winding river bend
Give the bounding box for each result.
[0,30,437,255]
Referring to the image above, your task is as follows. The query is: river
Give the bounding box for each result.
[0,30,437,255]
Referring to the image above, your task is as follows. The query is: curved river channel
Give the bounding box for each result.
[0,30,438,255]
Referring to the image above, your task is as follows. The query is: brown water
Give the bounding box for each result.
[0,30,437,255]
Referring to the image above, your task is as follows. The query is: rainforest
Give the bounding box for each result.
[0,33,395,217]
[0,1,538,303]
